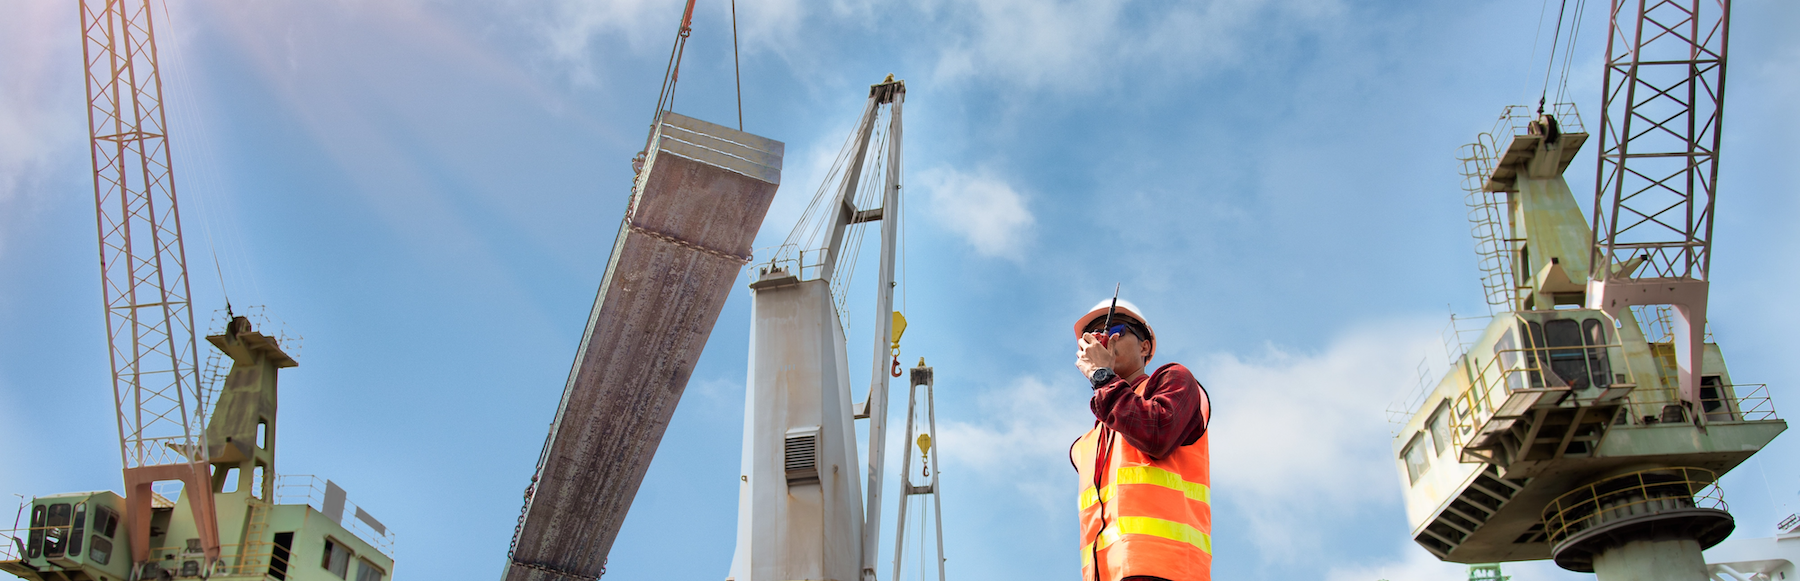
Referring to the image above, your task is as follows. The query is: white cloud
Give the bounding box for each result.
[521,0,666,84]
[516,0,807,85]
[1196,319,1441,561]
[0,2,82,259]
[922,0,1345,91]
[1322,541,1467,581]
[509,0,1348,94]
[919,166,1035,259]
[937,375,1091,510]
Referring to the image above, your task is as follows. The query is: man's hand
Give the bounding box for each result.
[1075,331,1118,377]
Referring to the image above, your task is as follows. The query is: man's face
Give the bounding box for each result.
[1087,317,1152,377]
[1108,332,1150,377]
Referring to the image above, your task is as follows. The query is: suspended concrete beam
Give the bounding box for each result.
[505,111,783,581]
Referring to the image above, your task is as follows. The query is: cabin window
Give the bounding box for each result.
[89,536,113,565]
[1700,375,1728,419]
[269,532,295,580]
[1402,433,1431,484]
[253,465,267,500]
[1496,331,1525,391]
[43,503,72,558]
[257,420,268,449]
[69,502,86,557]
[1519,318,1614,390]
[1581,319,1614,388]
[26,505,44,558]
[93,506,120,538]
[322,538,352,578]
[1452,398,1473,437]
[219,468,240,494]
[1520,322,1549,387]
[1428,404,1452,456]
[87,507,117,565]
[356,558,386,581]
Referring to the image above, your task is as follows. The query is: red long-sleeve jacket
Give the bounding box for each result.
[1088,363,1210,459]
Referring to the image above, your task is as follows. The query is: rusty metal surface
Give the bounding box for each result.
[505,113,782,581]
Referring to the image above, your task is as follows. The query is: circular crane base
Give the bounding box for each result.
[1549,507,1734,572]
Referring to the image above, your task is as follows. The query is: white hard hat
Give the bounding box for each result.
[1073,298,1156,360]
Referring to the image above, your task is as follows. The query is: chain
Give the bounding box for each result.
[628,221,753,264]
[505,475,537,559]
[508,558,604,581]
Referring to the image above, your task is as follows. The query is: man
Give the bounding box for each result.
[1070,299,1212,581]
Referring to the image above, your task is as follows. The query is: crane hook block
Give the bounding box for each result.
[891,311,907,349]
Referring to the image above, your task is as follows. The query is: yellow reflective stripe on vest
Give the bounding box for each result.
[1078,466,1211,510]
[1080,516,1214,563]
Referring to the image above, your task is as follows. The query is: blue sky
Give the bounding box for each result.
[3,1,1798,580]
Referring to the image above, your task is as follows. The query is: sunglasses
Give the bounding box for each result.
[1086,320,1147,341]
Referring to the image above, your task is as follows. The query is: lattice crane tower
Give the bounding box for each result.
[78,0,222,569]
[1393,2,1784,581]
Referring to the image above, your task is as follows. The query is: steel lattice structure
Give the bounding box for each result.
[1589,0,1729,282]
[79,0,220,567]
[1586,0,1731,415]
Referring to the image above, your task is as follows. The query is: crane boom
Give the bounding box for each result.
[1586,0,1731,416]
[77,0,221,569]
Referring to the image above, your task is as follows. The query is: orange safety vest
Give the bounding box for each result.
[1071,385,1212,581]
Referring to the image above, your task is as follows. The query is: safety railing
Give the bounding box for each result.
[1615,383,1779,426]
[1489,102,1586,140]
[1,531,20,561]
[1733,385,1780,421]
[1542,467,1725,547]
[275,475,395,554]
[1447,313,1633,448]
[750,244,829,283]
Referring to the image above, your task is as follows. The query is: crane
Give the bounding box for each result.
[728,75,946,581]
[76,0,222,572]
[1391,1,1782,580]
[2,3,398,580]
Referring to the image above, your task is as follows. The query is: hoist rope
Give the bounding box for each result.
[640,0,698,159]
[731,0,743,131]
[1552,0,1589,107]
[1539,0,1571,111]
[154,0,262,313]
